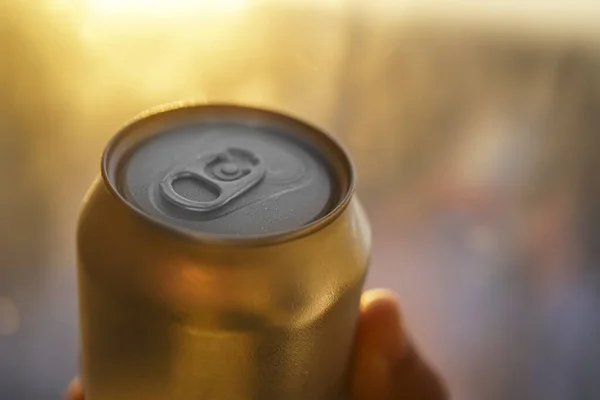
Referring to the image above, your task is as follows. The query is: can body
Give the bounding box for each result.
[77,104,370,400]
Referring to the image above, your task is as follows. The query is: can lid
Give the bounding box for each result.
[103,104,353,238]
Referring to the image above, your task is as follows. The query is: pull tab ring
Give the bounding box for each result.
[160,147,266,212]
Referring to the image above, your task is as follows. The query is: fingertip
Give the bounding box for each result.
[354,289,449,399]
[361,288,402,321]
[360,288,400,311]
[358,288,405,357]
[65,377,84,400]
[350,289,406,399]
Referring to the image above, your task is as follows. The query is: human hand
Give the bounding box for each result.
[66,288,448,400]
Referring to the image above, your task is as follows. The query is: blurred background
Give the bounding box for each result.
[2,1,600,399]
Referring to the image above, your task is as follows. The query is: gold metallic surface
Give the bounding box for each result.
[102,103,356,244]
[77,105,371,400]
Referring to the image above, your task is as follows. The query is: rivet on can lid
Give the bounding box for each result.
[103,105,352,237]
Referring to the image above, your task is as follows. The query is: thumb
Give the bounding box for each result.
[350,289,448,400]
[65,377,84,400]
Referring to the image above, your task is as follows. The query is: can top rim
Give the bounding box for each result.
[101,101,356,246]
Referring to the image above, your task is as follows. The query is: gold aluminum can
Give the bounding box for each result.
[77,103,371,400]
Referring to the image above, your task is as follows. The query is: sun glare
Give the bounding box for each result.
[86,0,250,17]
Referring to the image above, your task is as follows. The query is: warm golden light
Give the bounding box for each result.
[86,0,250,17]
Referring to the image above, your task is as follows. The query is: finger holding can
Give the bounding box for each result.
[350,289,449,400]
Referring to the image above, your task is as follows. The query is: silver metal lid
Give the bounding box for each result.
[103,104,353,237]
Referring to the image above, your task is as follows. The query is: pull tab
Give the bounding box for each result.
[160,147,266,212]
